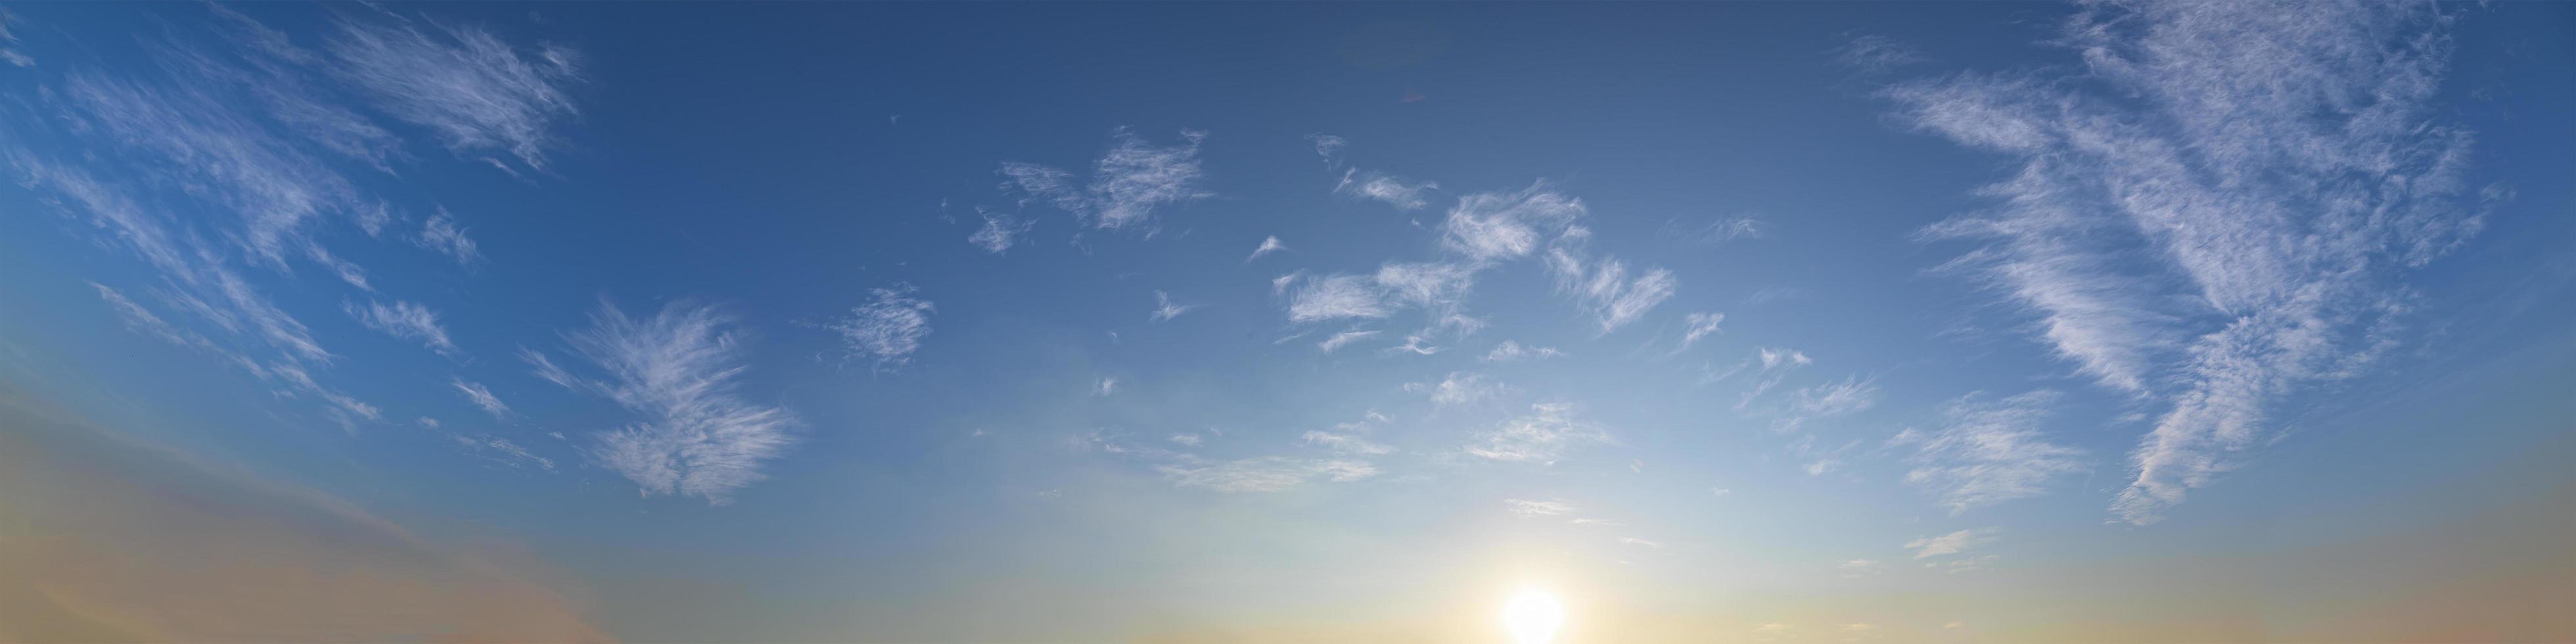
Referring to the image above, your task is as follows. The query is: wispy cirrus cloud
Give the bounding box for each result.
[1888,1,2483,524]
[1244,235,1289,263]
[1482,340,1563,363]
[1438,181,1586,264]
[1467,402,1610,464]
[1000,127,1210,231]
[563,300,795,504]
[1676,311,1725,353]
[1160,457,1378,492]
[1336,169,1438,210]
[347,299,458,357]
[452,377,509,419]
[1544,227,1676,334]
[1316,329,1381,354]
[326,13,582,171]
[1287,274,1392,323]
[1891,390,2084,514]
[1906,527,1999,559]
[1148,290,1197,323]
[416,209,480,265]
[968,208,1032,254]
[828,285,935,369]
[1404,371,1502,407]
[1504,498,1574,518]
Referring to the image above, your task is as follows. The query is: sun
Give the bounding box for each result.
[1501,587,1565,644]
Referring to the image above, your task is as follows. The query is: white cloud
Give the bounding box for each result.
[347,299,458,357]
[1149,290,1197,322]
[1301,430,1393,456]
[1504,499,1574,517]
[1759,347,1812,370]
[1160,457,1377,492]
[1793,377,1880,418]
[1316,329,1381,353]
[1404,371,1502,407]
[1887,2,2481,524]
[1287,274,1392,323]
[968,208,1032,254]
[1000,127,1210,230]
[1467,402,1610,464]
[460,435,554,470]
[566,301,796,504]
[1245,235,1288,263]
[1168,433,1202,447]
[1906,527,1999,559]
[521,346,580,389]
[1891,390,2084,514]
[451,377,509,419]
[1336,169,1438,210]
[1093,377,1117,396]
[1544,248,1676,334]
[1677,311,1725,352]
[417,209,480,265]
[829,285,934,369]
[1619,537,1663,549]
[1483,340,1563,363]
[1839,559,1882,578]
[1373,261,1478,311]
[1439,181,1586,263]
[1835,34,1923,74]
[1306,133,1346,168]
[327,14,582,170]
[91,282,213,350]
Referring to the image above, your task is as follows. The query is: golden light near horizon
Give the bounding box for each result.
[1501,587,1565,644]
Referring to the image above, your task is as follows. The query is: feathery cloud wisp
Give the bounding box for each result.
[566,301,795,504]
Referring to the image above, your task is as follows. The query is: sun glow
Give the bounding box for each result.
[1501,587,1565,644]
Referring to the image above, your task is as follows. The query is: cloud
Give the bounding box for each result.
[1316,329,1381,353]
[1619,537,1663,549]
[1287,274,1392,323]
[452,378,510,419]
[564,301,795,503]
[458,434,553,470]
[417,209,481,265]
[1404,371,1502,407]
[1677,311,1725,352]
[1887,1,2481,524]
[1544,235,1677,333]
[1373,261,1479,312]
[1835,33,1923,74]
[1168,433,1202,447]
[1301,430,1394,456]
[1000,127,1210,230]
[1336,169,1438,210]
[1793,376,1880,418]
[1467,402,1610,463]
[327,14,582,170]
[828,285,934,369]
[1093,377,1117,396]
[1906,527,1999,559]
[1504,499,1574,517]
[1839,559,1882,578]
[347,299,459,357]
[1149,290,1198,322]
[1306,133,1347,168]
[1891,390,2084,514]
[1439,181,1586,263]
[968,208,1032,254]
[1483,340,1563,363]
[1244,235,1289,263]
[91,282,215,350]
[521,346,580,389]
[1160,457,1378,492]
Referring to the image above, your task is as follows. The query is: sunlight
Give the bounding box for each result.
[1501,587,1565,644]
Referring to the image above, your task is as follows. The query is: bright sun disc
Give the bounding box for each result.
[1502,587,1564,644]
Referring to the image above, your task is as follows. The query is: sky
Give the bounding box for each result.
[0,2,2571,642]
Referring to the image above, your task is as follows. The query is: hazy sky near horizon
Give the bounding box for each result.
[1,1,2571,642]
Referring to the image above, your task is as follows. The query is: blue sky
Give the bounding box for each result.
[1,2,2571,642]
